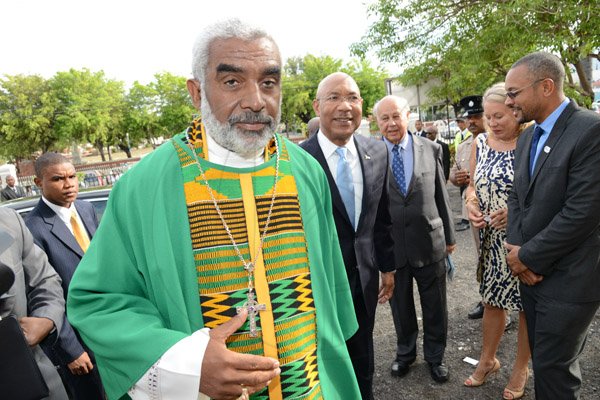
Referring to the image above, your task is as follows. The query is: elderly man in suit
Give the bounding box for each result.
[300,72,395,400]
[25,153,104,399]
[0,208,69,399]
[1,175,27,201]
[374,95,456,383]
[504,51,600,399]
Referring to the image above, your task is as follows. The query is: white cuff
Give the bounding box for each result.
[129,328,210,400]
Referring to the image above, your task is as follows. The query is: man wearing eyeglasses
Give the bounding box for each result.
[504,51,600,400]
[300,72,395,400]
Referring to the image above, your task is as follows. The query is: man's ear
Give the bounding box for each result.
[187,79,202,109]
[33,177,42,188]
[312,99,321,116]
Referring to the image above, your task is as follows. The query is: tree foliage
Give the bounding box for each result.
[0,74,59,159]
[50,69,126,161]
[352,0,600,107]
[282,54,388,133]
[0,54,386,162]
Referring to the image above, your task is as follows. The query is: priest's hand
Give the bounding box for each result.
[18,316,54,347]
[200,310,280,399]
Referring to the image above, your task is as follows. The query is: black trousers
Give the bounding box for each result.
[389,261,447,364]
[521,285,600,400]
[345,282,376,400]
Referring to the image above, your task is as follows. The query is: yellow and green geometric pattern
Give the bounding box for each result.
[173,120,322,400]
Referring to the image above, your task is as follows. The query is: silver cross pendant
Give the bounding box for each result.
[236,289,266,337]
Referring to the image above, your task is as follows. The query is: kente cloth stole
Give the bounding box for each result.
[173,119,322,400]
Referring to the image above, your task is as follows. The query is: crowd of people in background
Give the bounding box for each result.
[1,18,599,400]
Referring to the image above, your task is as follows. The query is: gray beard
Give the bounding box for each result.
[200,99,279,159]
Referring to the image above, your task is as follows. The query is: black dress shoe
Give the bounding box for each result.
[429,362,449,383]
[468,301,484,319]
[391,359,413,377]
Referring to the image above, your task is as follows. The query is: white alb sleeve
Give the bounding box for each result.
[128,328,211,400]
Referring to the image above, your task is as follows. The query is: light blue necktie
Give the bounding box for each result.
[392,144,407,195]
[335,147,355,228]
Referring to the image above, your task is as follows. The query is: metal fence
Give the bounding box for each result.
[17,158,140,197]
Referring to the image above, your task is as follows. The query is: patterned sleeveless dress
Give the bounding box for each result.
[474,134,522,311]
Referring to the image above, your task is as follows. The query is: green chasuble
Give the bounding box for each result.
[67,130,360,400]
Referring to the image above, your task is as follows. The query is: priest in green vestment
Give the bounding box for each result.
[67,18,360,400]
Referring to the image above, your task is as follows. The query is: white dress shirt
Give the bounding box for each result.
[41,196,89,239]
[131,132,266,400]
[316,130,364,227]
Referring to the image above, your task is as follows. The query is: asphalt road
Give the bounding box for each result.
[371,183,600,399]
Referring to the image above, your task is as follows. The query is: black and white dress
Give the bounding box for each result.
[474,133,522,311]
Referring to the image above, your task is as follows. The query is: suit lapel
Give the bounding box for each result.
[75,201,96,238]
[304,136,353,228]
[528,102,576,191]
[354,136,370,229]
[39,201,84,257]
[406,134,421,196]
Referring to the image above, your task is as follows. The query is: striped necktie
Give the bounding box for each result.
[70,210,90,252]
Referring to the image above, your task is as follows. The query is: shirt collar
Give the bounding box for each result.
[537,98,570,134]
[204,130,265,168]
[317,130,358,160]
[383,131,411,151]
[42,196,76,225]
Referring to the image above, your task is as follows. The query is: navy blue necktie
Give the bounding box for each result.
[529,126,544,176]
[392,145,407,195]
[335,147,355,228]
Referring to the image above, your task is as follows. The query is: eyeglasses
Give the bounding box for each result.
[318,94,362,105]
[506,78,546,99]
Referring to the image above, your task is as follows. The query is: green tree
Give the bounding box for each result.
[121,81,160,155]
[0,74,60,161]
[50,69,125,161]
[281,54,386,134]
[353,0,600,107]
[150,72,196,137]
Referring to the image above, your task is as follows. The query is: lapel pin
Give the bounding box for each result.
[543,146,551,154]
[364,154,371,160]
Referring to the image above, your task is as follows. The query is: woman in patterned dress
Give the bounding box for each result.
[463,83,531,399]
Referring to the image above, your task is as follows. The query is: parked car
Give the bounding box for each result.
[0,188,111,220]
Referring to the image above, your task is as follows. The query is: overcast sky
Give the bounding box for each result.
[1,0,394,86]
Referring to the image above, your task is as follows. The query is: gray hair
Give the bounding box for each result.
[34,152,71,177]
[191,18,279,86]
[511,52,565,91]
[373,95,410,117]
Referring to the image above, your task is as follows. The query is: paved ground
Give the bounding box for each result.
[371,183,600,399]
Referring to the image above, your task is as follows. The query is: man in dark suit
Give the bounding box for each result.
[373,95,456,383]
[1,175,27,201]
[425,125,450,181]
[25,153,104,400]
[300,72,395,400]
[505,51,600,399]
[414,119,427,137]
[0,208,69,399]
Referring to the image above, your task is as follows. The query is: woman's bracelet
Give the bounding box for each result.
[465,195,478,206]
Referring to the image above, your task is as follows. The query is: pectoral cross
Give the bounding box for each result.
[236,289,266,337]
